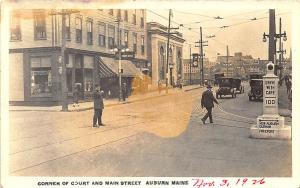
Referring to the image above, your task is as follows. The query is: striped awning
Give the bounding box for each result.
[96,56,142,78]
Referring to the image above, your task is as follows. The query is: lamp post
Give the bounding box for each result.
[111,47,130,101]
[262,29,287,76]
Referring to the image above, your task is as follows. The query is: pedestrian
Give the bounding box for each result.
[286,80,291,94]
[201,84,219,124]
[122,83,127,101]
[93,84,104,127]
[158,80,162,94]
[73,84,80,107]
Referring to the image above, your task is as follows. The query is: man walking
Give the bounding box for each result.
[122,83,127,101]
[93,84,104,127]
[201,84,219,124]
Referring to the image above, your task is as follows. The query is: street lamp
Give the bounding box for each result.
[110,46,130,101]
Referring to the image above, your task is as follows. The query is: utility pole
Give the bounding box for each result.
[165,9,179,91]
[61,11,68,111]
[189,44,192,85]
[50,9,79,111]
[195,27,208,86]
[117,17,122,102]
[165,9,171,92]
[226,45,229,77]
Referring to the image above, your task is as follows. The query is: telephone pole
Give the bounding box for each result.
[50,9,79,111]
[165,9,179,91]
[195,26,208,86]
[226,45,229,77]
[189,44,192,85]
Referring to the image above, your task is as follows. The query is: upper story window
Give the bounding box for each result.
[87,19,93,45]
[132,10,136,25]
[133,32,137,53]
[75,17,82,43]
[65,15,71,40]
[33,10,47,40]
[124,10,128,22]
[98,22,106,47]
[10,12,21,41]
[117,9,121,19]
[140,9,144,28]
[108,25,115,49]
[109,9,113,16]
[124,30,129,48]
[141,35,145,55]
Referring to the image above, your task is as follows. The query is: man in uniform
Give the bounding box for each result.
[93,84,104,127]
[201,84,219,124]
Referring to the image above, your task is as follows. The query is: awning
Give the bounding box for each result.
[97,56,142,78]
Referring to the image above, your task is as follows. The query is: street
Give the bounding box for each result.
[9,84,291,177]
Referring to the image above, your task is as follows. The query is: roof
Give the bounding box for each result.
[96,56,142,78]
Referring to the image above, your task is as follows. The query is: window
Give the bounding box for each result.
[118,29,122,46]
[75,17,82,43]
[117,9,121,19]
[33,10,47,40]
[141,36,145,55]
[140,17,144,28]
[65,15,71,40]
[140,10,144,28]
[10,12,21,41]
[124,30,129,48]
[124,10,128,22]
[109,9,113,16]
[30,56,52,97]
[132,10,136,25]
[133,33,137,53]
[108,25,115,49]
[87,19,93,45]
[98,22,106,47]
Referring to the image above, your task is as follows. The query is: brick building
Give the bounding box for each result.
[9,9,148,104]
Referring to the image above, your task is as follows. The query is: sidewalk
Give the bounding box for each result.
[9,85,201,112]
[278,84,292,117]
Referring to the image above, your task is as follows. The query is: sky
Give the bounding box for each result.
[147,9,292,61]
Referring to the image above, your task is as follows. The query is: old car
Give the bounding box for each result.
[216,77,237,99]
[232,78,244,94]
[214,73,225,86]
[248,79,263,101]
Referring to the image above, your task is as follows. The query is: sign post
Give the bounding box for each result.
[250,62,291,139]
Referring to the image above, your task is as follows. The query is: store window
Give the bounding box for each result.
[98,22,106,47]
[10,12,21,41]
[30,56,52,97]
[33,10,47,40]
[84,56,94,92]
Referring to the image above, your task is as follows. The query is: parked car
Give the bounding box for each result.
[216,77,237,99]
[248,79,263,101]
[232,78,244,94]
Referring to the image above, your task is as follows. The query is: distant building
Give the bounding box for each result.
[182,59,200,85]
[9,9,147,104]
[147,22,185,87]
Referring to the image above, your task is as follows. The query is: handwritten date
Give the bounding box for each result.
[192,178,265,188]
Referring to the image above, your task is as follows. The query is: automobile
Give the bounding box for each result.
[232,78,244,94]
[216,77,237,99]
[248,79,263,101]
[214,73,225,86]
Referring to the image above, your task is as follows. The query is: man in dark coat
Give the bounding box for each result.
[93,84,104,127]
[201,84,219,124]
[122,83,127,101]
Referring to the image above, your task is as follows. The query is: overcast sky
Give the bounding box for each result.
[147,9,291,61]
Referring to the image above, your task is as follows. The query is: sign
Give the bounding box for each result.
[264,80,276,107]
[121,51,135,58]
[192,53,199,67]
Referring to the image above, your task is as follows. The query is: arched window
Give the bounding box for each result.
[177,50,182,79]
[169,47,173,65]
[159,46,165,80]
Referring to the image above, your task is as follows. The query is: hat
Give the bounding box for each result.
[206,84,212,88]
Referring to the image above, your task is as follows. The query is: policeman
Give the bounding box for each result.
[201,84,219,124]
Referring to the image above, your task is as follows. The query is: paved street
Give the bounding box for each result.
[9,84,291,177]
